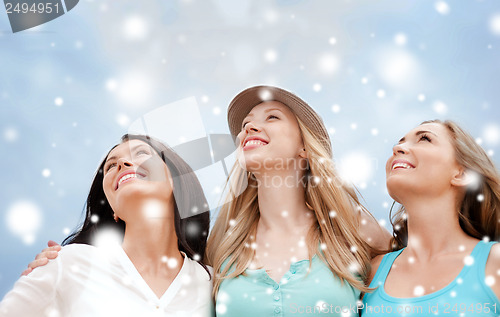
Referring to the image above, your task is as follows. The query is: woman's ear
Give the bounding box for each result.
[451,168,479,188]
[299,147,308,159]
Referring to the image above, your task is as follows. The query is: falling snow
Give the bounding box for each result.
[433,100,448,114]
[42,168,51,178]
[6,201,42,245]
[4,127,19,142]
[463,255,474,266]
[54,97,64,106]
[123,16,149,40]
[435,1,450,15]
[313,83,322,92]
[489,14,500,36]
[413,285,425,296]
[394,33,407,46]
[318,54,339,74]
[331,104,341,113]
[483,124,500,145]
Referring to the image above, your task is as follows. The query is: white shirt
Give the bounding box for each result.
[0,244,213,317]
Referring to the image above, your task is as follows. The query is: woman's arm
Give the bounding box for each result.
[358,210,392,257]
[1,247,61,316]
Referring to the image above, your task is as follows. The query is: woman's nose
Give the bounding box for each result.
[392,143,408,155]
[117,158,133,171]
[244,121,261,133]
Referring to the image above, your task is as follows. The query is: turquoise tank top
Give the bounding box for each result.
[216,254,361,316]
[362,241,500,316]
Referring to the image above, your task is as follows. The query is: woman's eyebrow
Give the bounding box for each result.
[244,108,283,120]
[398,130,438,143]
[105,144,150,163]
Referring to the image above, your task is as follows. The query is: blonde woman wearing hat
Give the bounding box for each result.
[207,86,391,316]
[362,120,500,316]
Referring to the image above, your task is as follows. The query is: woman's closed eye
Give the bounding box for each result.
[418,134,432,142]
[105,162,116,172]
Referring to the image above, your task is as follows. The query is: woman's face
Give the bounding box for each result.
[102,139,173,221]
[236,101,306,173]
[386,122,463,202]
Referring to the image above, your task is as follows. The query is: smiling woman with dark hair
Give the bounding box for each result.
[0,134,212,317]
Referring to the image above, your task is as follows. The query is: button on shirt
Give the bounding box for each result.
[216,255,361,316]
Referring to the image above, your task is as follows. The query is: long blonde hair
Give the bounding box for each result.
[207,116,378,298]
[390,120,500,249]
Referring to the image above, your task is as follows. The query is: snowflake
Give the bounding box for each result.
[123,16,149,40]
[6,201,42,245]
[432,100,447,114]
[483,124,500,145]
[4,127,18,142]
[216,304,227,315]
[463,255,474,266]
[434,1,450,15]
[489,14,500,36]
[54,97,64,106]
[394,33,407,46]
[42,169,51,178]
[413,285,425,296]
[264,49,278,63]
[116,114,130,127]
[485,275,495,287]
[318,53,339,74]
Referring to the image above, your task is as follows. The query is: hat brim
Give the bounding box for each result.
[227,85,332,155]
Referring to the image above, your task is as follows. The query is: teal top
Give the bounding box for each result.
[216,254,361,316]
[362,241,500,316]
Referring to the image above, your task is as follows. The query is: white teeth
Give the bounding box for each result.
[118,173,137,186]
[245,140,267,147]
[393,162,413,170]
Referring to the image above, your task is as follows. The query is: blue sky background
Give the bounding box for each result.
[1,0,500,299]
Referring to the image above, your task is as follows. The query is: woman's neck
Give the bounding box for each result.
[254,168,314,232]
[402,193,476,261]
[121,200,183,274]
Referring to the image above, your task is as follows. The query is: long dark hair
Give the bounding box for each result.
[63,134,211,274]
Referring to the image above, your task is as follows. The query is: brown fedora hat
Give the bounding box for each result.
[227,85,332,156]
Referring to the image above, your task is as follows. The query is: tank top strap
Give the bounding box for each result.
[369,248,404,288]
[465,240,498,279]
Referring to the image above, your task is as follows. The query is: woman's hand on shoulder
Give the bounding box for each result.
[486,243,500,299]
[21,240,61,276]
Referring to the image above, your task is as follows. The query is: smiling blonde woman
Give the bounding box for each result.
[362,120,500,316]
[207,85,391,316]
